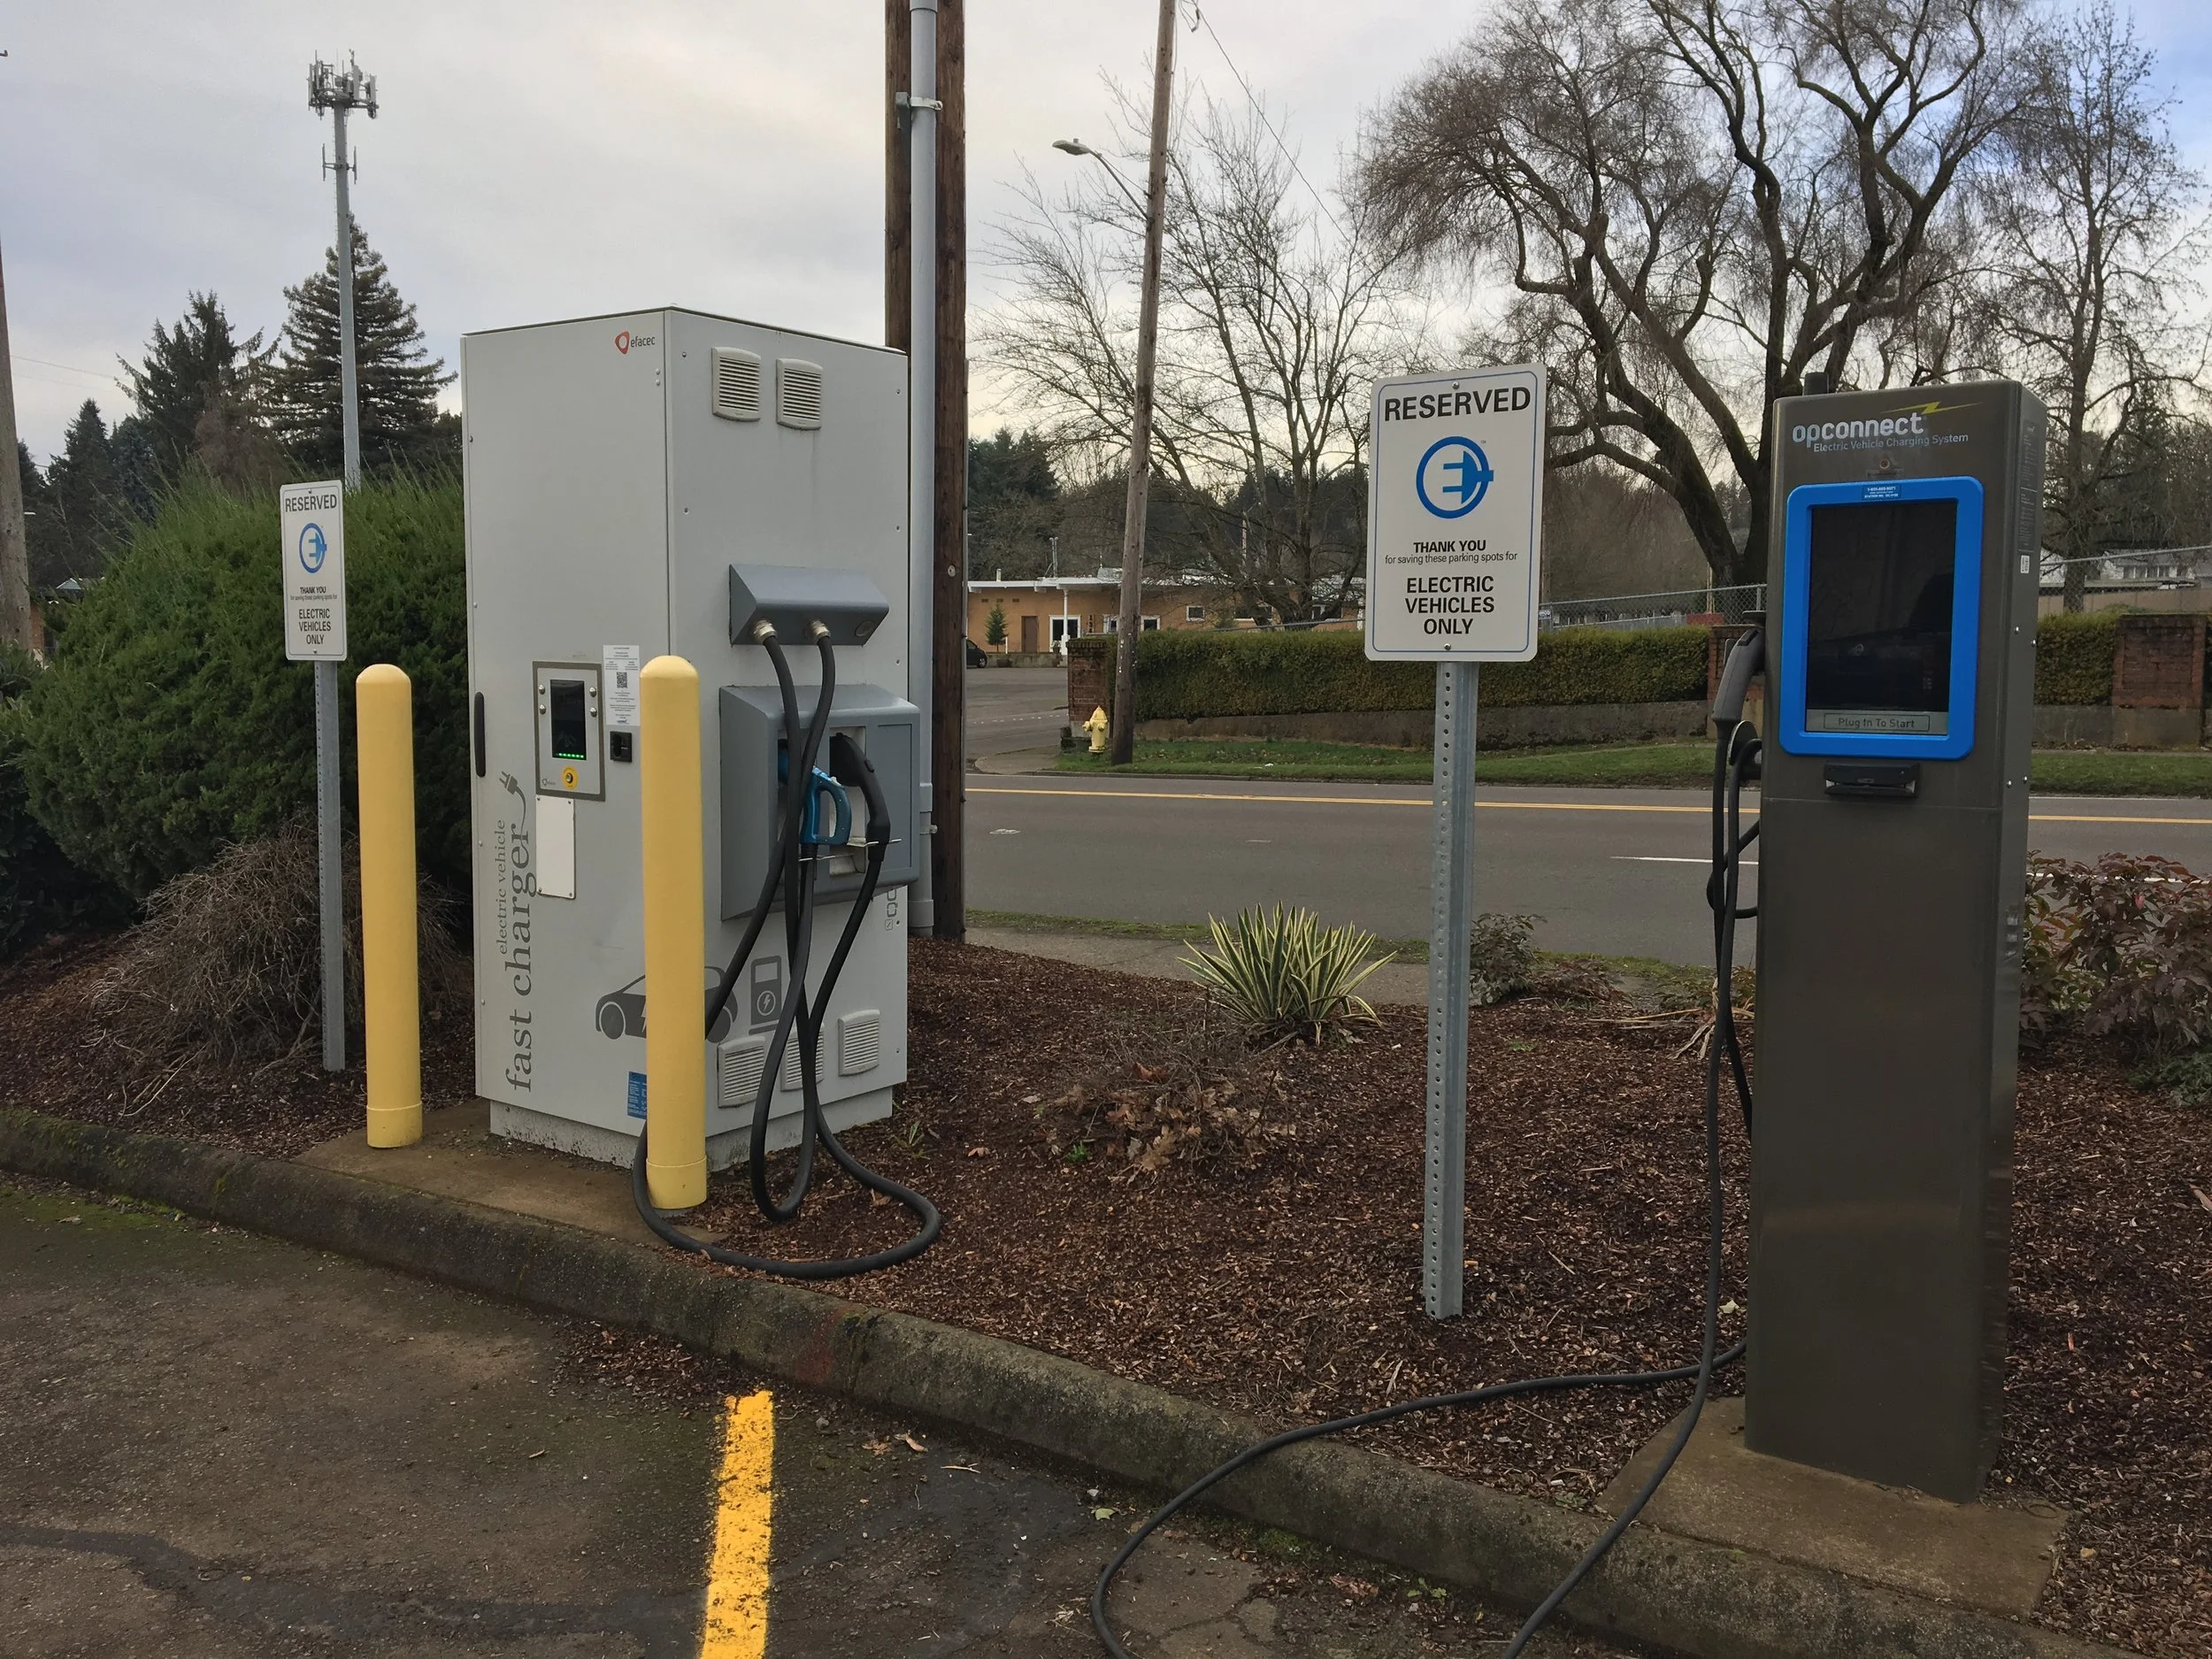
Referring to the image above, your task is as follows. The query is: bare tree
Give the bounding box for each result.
[985,95,1418,622]
[1358,0,2031,586]
[1985,2,2206,609]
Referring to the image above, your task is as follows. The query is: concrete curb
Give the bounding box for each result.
[0,1109,2124,1659]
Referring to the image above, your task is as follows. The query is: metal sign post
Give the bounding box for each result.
[1365,364,1546,1321]
[282,480,349,1072]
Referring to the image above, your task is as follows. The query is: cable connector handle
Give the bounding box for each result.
[1712,627,1765,726]
[895,92,945,112]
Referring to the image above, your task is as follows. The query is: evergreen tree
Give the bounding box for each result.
[18,442,65,592]
[41,403,120,583]
[967,428,1062,578]
[118,292,270,487]
[266,222,454,477]
[107,418,162,522]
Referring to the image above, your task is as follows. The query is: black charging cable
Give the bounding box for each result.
[1087,680,1763,1659]
[630,626,941,1280]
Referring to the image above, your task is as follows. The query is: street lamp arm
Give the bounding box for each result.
[1053,138,1148,219]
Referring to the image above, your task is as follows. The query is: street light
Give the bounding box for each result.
[1053,4,1176,765]
[1053,138,1148,218]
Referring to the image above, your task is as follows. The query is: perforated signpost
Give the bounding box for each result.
[1366,365,1545,1320]
[282,480,349,1072]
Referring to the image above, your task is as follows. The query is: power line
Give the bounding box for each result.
[1185,4,1345,239]
[12,354,109,380]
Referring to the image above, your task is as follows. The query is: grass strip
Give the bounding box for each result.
[1053,737,2212,796]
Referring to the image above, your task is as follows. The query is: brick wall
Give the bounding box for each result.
[1066,639,1112,728]
[2112,615,2206,710]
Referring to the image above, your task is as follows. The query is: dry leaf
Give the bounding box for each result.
[864,1438,892,1456]
[2191,1183,2212,1215]
[897,1432,926,1453]
[966,1146,990,1158]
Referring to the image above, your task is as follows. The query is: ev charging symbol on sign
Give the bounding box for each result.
[1416,437,1494,518]
[280,480,348,663]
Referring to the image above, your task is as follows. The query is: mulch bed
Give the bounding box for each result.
[3,930,2207,1655]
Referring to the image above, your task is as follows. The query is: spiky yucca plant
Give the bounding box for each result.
[1181,906,1392,1041]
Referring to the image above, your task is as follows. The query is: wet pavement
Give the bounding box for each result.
[0,1178,1642,1658]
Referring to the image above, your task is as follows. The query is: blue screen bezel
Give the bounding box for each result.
[1778,476,1985,761]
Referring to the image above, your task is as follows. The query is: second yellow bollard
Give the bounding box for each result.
[355,664,422,1148]
[640,654,708,1210]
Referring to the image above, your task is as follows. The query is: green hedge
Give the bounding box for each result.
[0,642,127,955]
[12,478,470,902]
[1087,611,2139,721]
[1087,626,1712,721]
[2033,611,2119,706]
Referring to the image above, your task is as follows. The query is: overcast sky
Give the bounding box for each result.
[5,0,2208,462]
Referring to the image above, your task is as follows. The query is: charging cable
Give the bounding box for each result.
[1088,644,1765,1658]
[630,624,941,1280]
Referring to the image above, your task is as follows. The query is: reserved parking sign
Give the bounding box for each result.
[1364,365,1545,661]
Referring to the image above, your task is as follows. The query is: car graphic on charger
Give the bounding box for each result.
[595,969,736,1043]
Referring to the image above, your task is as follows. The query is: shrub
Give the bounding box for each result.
[89,819,470,1067]
[0,641,127,955]
[2033,611,2119,706]
[1182,906,1392,1041]
[1469,912,1538,1006]
[1104,625,1711,722]
[12,477,470,902]
[2022,853,2212,1053]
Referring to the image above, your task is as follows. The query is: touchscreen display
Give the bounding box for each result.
[1803,498,1959,735]
[549,679,589,761]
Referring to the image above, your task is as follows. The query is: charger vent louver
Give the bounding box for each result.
[718,1040,767,1107]
[776,358,825,429]
[710,347,763,421]
[837,1010,882,1077]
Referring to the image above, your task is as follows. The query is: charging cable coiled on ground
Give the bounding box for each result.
[1087,630,1769,1658]
[630,623,941,1280]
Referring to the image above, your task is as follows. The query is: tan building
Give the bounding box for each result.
[964,573,1359,658]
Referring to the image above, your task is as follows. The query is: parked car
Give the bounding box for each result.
[964,636,988,667]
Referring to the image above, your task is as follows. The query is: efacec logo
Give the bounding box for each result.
[613,329,657,355]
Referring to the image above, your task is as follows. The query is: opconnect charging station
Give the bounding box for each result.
[462,309,918,1173]
[1747,381,2046,1501]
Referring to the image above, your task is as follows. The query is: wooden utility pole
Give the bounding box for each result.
[0,238,35,655]
[887,0,967,939]
[1109,0,1177,766]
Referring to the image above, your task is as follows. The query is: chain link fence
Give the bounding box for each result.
[1540,583,1765,632]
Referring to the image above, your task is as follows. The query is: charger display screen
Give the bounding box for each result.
[1803,499,1959,736]
[549,679,588,761]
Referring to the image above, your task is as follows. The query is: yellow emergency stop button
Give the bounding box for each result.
[561,765,579,790]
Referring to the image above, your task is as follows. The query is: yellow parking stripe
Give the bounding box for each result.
[700,1390,775,1659]
[969,785,2212,827]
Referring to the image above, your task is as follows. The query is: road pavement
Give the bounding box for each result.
[0,1178,1638,1658]
[963,774,2212,961]
[957,670,2212,961]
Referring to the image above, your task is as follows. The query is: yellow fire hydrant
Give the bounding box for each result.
[1085,705,1110,755]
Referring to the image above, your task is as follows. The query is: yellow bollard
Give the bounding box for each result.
[640,654,707,1210]
[355,664,422,1148]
